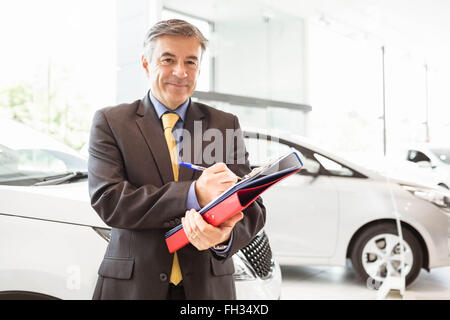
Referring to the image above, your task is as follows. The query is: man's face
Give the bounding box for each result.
[142,35,202,110]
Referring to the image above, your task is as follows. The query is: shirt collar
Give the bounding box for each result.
[149,91,189,122]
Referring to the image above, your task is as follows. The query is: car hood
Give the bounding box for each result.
[354,157,448,190]
[0,181,109,228]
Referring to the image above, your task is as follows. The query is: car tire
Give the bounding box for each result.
[350,222,423,288]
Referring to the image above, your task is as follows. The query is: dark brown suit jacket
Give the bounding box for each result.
[88,91,266,300]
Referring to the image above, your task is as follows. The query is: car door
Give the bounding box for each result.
[244,134,340,258]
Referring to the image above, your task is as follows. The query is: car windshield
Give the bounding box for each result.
[430,148,450,165]
[0,119,87,186]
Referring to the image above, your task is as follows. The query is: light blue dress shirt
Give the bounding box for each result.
[149,92,232,253]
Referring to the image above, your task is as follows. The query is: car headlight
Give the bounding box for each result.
[232,252,256,281]
[402,185,450,212]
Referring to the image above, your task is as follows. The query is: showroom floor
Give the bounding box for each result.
[280,263,450,300]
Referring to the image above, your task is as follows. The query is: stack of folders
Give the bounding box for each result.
[165,150,304,253]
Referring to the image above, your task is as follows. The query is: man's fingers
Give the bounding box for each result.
[228,211,244,225]
[220,212,244,228]
[215,171,238,184]
[188,209,200,235]
[193,210,212,234]
[208,163,237,179]
[185,209,240,251]
[208,162,228,174]
[182,213,192,239]
[234,211,244,222]
[189,210,213,250]
[188,210,207,239]
[218,176,238,184]
[184,209,198,241]
[214,171,236,180]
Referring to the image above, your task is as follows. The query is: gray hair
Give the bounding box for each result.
[143,19,208,62]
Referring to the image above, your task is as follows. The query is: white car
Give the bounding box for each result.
[244,131,450,287]
[404,144,450,190]
[0,119,281,300]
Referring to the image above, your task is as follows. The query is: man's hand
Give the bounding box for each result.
[182,209,244,251]
[195,162,238,208]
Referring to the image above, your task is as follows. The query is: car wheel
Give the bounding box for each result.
[350,223,423,287]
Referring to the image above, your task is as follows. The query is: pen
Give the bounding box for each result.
[179,162,208,171]
[179,162,242,180]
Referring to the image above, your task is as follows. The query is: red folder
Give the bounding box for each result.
[165,151,303,253]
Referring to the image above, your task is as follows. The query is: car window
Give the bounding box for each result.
[244,136,320,176]
[313,153,354,177]
[245,137,292,167]
[407,150,431,163]
[0,119,87,185]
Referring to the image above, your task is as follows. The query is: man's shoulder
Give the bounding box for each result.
[96,99,141,119]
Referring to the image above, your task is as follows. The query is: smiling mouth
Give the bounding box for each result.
[167,83,187,88]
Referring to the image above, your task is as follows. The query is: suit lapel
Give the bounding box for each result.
[135,92,207,184]
[135,92,174,185]
[179,100,206,182]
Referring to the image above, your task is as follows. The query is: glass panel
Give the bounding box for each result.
[314,153,353,177]
[407,150,431,163]
[245,137,292,167]
[0,119,86,184]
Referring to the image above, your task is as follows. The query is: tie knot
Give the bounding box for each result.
[161,112,180,131]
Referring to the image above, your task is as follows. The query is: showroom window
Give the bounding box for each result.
[0,0,116,151]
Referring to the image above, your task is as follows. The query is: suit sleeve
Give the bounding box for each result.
[88,109,192,230]
[213,115,266,259]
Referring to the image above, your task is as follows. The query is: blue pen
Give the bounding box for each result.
[179,162,208,171]
[179,162,242,180]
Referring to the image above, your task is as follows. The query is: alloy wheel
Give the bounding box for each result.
[361,233,413,282]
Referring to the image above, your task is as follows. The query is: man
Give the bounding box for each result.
[88,19,266,300]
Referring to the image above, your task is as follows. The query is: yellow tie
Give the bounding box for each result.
[161,112,182,285]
